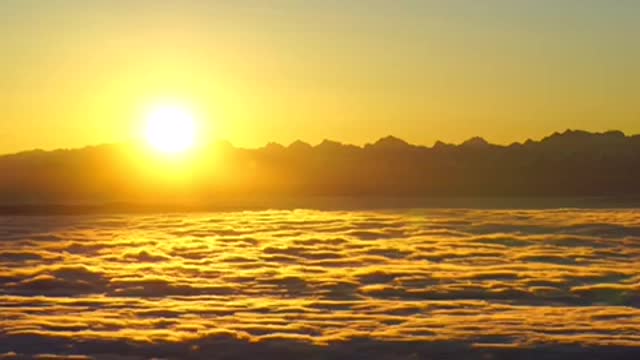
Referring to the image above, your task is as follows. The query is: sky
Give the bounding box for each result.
[1,0,639,153]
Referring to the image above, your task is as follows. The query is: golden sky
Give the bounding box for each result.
[1,0,639,153]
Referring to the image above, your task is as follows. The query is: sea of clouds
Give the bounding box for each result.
[1,209,639,359]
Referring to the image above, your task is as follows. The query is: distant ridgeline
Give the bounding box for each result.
[1,129,640,204]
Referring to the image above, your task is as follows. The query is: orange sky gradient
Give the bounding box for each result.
[1,0,639,154]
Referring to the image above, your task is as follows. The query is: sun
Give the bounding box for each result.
[143,105,197,155]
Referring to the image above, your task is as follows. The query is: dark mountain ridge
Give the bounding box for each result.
[1,129,640,205]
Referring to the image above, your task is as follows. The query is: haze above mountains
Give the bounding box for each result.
[2,129,640,207]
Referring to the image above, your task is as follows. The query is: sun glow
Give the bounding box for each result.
[144,105,198,155]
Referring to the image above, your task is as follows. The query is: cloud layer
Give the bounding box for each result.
[1,209,640,358]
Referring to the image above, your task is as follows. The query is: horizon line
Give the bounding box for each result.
[2,128,638,157]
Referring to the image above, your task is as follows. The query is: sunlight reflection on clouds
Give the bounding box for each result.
[1,209,640,358]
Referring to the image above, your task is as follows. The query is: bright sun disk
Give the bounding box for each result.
[144,105,197,155]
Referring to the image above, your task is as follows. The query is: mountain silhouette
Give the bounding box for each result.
[1,129,640,206]
[366,136,413,151]
[461,136,491,148]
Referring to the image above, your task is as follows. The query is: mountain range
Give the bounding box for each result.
[1,129,640,208]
